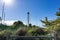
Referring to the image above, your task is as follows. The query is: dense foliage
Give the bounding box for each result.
[0,20,45,36]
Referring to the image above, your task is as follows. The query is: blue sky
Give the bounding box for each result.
[0,0,60,26]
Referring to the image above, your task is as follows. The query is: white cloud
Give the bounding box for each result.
[4,20,16,25]
[0,20,42,27]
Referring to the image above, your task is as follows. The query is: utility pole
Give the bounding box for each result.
[2,1,5,24]
[27,12,30,27]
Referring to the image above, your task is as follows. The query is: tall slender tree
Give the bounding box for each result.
[41,17,51,27]
[0,17,2,24]
[56,8,60,16]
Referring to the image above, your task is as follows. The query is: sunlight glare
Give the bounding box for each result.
[2,0,13,6]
